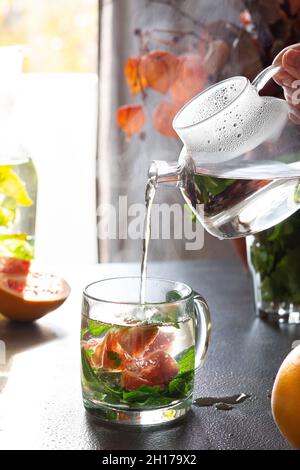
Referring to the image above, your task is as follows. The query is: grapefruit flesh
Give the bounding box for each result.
[122,350,179,390]
[0,271,70,321]
[91,326,159,370]
[0,257,31,275]
[121,370,154,390]
[144,331,175,354]
[117,325,158,357]
[87,326,178,390]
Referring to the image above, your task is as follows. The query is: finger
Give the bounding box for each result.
[288,103,300,117]
[283,86,293,100]
[273,70,294,87]
[287,101,300,115]
[282,49,300,80]
[282,86,300,99]
[273,43,300,66]
[284,91,300,110]
[289,111,300,125]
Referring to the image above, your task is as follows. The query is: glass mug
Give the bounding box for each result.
[81,277,211,426]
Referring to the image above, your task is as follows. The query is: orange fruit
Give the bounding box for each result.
[0,271,70,321]
[271,345,300,449]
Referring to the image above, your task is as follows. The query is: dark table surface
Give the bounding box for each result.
[0,260,299,450]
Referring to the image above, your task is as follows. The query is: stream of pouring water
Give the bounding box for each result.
[140,177,157,304]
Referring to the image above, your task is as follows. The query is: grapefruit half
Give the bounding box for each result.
[0,270,70,321]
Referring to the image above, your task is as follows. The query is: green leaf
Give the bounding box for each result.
[122,385,162,403]
[87,320,112,337]
[267,224,282,241]
[0,166,32,206]
[278,152,300,164]
[92,391,107,402]
[260,277,275,302]
[0,234,34,260]
[194,175,235,203]
[96,371,123,396]
[147,305,181,328]
[80,327,89,340]
[81,354,123,402]
[85,349,94,358]
[251,211,300,304]
[176,346,195,374]
[166,290,182,302]
[167,371,194,398]
[184,203,196,222]
[146,315,180,329]
[295,183,300,203]
[107,350,122,368]
[101,409,118,421]
[122,384,177,408]
[136,396,173,408]
[81,348,99,387]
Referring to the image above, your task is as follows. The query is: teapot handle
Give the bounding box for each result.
[252,64,281,92]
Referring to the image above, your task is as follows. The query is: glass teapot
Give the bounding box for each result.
[148,66,300,239]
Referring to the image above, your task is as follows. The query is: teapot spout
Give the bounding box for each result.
[148,160,182,187]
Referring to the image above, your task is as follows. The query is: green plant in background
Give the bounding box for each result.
[250,211,300,304]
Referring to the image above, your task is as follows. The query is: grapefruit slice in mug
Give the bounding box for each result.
[0,267,70,321]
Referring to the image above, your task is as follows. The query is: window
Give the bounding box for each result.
[0,1,99,264]
[0,0,98,72]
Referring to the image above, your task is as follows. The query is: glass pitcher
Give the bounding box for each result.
[0,46,37,263]
[149,68,300,239]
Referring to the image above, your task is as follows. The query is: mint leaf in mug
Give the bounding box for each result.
[167,371,194,398]
[176,346,195,373]
[122,385,161,403]
[87,320,112,337]
[107,350,122,368]
[166,290,182,302]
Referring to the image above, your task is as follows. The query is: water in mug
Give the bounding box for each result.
[81,313,196,412]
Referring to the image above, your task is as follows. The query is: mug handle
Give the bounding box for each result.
[193,293,212,369]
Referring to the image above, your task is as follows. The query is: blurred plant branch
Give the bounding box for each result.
[148,0,206,29]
